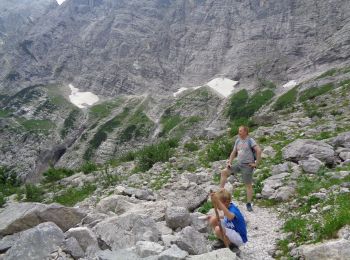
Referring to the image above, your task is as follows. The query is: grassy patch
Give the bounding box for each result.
[79,161,98,174]
[18,118,55,133]
[24,184,45,202]
[299,83,334,102]
[316,68,338,79]
[198,201,213,214]
[43,168,75,183]
[0,109,11,118]
[52,184,96,206]
[151,170,171,190]
[184,142,199,152]
[89,98,123,120]
[200,136,232,163]
[273,86,298,111]
[0,167,21,198]
[135,138,179,172]
[303,103,322,118]
[119,111,154,142]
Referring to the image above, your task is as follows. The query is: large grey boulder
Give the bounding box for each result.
[299,156,324,174]
[158,244,189,260]
[62,237,85,260]
[294,238,350,260]
[0,233,20,253]
[190,212,209,233]
[136,241,164,257]
[123,188,155,201]
[188,248,237,259]
[262,173,295,201]
[0,202,86,236]
[95,195,137,215]
[65,226,99,252]
[4,222,65,260]
[93,212,160,250]
[165,207,191,230]
[282,139,335,164]
[167,185,208,211]
[333,132,350,148]
[174,226,208,255]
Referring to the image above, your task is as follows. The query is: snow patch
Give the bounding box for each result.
[68,84,99,109]
[282,80,297,89]
[206,77,238,97]
[56,0,66,5]
[173,87,188,97]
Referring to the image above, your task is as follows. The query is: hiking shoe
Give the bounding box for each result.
[212,240,225,250]
[229,243,241,254]
[246,203,253,212]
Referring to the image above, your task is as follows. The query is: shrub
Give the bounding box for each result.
[25,184,44,202]
[61,109,80,138]
[316,68,338,79]
[0,193,5,207]
[226,90,249,120]
[43,167,75,183]
[273,86,298,111]
[0,167,21,197]
[79,161,98,174]
[52,184,96,206]
[303,103,322,118]
[184,142,199,152]
[160,111,182,136]
[299,83,334,102]
[203,136,232,162]
[198,201,213,214]
[136,138,179,172]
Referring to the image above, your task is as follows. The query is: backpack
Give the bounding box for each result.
[234,137,257,161]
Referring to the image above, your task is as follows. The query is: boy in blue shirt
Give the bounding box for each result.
[208,189,248,249]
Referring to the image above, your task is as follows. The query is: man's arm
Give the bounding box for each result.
[227,149,237,167]
[249,145,262,168]
[212,195,235,220]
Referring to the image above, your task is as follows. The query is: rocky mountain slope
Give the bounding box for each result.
[1,0,350,96]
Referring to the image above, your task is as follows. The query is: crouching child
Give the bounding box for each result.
[208,189,248,250]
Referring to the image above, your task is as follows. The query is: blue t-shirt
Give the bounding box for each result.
[223,203,248,243]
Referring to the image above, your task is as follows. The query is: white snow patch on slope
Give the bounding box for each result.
[282,80,297,89]
[69,84,99,109]
[173,87,188,97]
[57,0,66,5]
[206,78,238,97]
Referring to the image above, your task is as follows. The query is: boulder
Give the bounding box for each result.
[93,213,160,250]
[261,173,295,201]
[282,139,335,164]
[136,241,164,257]
[0,202,86,236]
[339,151,350,161]
[190,212,209,233]
[167,185,208,211]
[262,146,276,158]
[270,186,295,201]
[95,195,137,215]
[165,207,191,230]
[187,248,237,259]
[333,131,350,148]
[4,222,65,260]
[161,234,178,248]
[62,237,85,260]
[182,172,210,185]
[0,233,20,253]
[65,226,99,252]
[156,221,173,236]
[123,188,155,201]
[158,244,189,260]
[294,238,350,260]
[97,249,158,260]
[174,226,209,255]
[299,156,324,174]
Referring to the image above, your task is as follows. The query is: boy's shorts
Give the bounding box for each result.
[228,163,254,184]
[221,220,244,247]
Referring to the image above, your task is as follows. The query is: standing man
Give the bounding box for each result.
[220,125,262,212]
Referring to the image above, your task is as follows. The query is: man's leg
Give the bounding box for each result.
[246,183,253,203]
[242,166,254,211]
[220,168,230,188]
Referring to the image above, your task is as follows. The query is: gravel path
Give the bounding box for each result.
[236,202,284,260]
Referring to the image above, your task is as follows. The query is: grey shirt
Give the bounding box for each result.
[233,137,257,164]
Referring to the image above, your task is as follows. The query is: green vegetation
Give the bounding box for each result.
[52,184,96,206]
[18,118,55,134]
[160,113,182,136]
[119,111,154,143]
[61,109,80,138]
[89,98,123,120]
[198,201,213,214]
[43,168,75,183]
[0,109,11,118]
[24,184,44,202]
[226,90,249,120]
[316,68,338,79]
[0,167,21,199]
[184,142,199,152]
[0,193,5,207]
[200,136,232,164]
[79,161,98,174]
[303,103,322,118]
[258,79,276,89]
[273,86,298,111]
[298,83,334,102]
[151,170,171,190]
[136,138,179,172]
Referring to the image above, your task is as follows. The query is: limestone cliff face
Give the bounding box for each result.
[1,0,350,95]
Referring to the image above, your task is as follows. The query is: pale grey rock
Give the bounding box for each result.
[165,207,191,230]
[190,212,209,233]
[0,233,19,253]
[174,226,208,255]
[262,146,276,158]
[333,132,350,148]
[271,186,295,201]
[0,202,86,236]
[295,238,350,260]
[156,222,173,236]
[4,222,65,260]
[282,139,335,164]
[62,237,85,260]
[95,195,136,215]
[135,241,164,257]
[123,188,155,201]
[271,162,293,175]
[187,248,237,260]
[65,227,99,252]
[93,213,159,250]
[299,156,324,174]
[158,244,188,260]
[339,151,350,161]
[161,234,177,248]
[96,249,141,260]
[167,185,208,211]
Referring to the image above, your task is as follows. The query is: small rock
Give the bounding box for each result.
[174,226,208,255]
[310,209,318,214]
[165,207,191,230]
[136,241,164,257]
[187,248,237,259]
[158,244,189,260]
[62,237,85,260]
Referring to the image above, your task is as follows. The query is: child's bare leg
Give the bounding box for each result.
[208,215,219,229]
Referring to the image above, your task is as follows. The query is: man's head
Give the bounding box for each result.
[216,189,232,207]
[238,125,249,138]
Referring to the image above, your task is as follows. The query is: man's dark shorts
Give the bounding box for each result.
[228,163,254,184]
